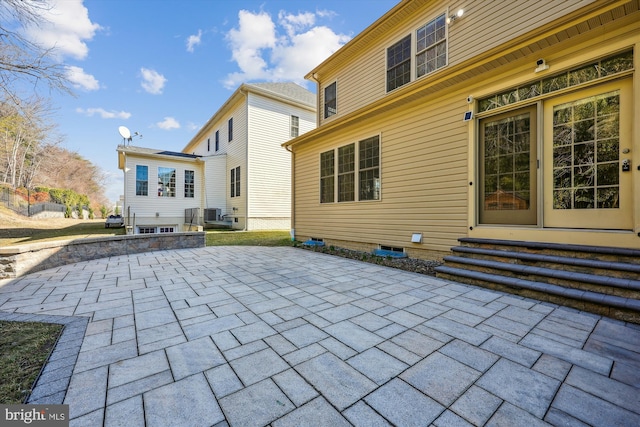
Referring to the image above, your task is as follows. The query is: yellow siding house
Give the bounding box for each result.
[284,0,640,320]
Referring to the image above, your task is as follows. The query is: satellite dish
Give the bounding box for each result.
[118,126,131,140]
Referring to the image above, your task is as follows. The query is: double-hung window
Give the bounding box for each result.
[416,13,447,78]
[184,170,194,198]
[359,136,380,200]
[230,166,240,197]
[320,151,335,203]
[158,167,176,197]
[324,82,337,119]
[320,135,380,203]
[387,35,411,92]
[136,165,148,196]
[338,144,355,202]
[386,13,447,92]
[291,115,299,138]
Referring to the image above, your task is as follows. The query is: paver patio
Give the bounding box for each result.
[1,246,639,426]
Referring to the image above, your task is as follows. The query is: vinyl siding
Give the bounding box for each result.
[294,90,469,254]
[203,155,227,214]
[225,98,248,229]
[295,2,640,254]
[246,92,315,220]
[318,0,594,125]
[123,154,203,226]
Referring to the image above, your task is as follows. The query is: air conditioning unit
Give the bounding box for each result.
[204,208,222,222]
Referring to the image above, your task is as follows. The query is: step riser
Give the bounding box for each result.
[442,260,640,300]
[436,272,640,324]
[450,252,640,281]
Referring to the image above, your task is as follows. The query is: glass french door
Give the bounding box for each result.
[479,106,538,225]
[543,78,632,229]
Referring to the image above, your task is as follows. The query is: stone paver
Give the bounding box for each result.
[1,246,639,426]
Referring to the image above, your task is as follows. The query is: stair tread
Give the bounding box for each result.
[442,255,640,290]
[459,237,640,258]
[452,246,640,273]
[434,265,640,311]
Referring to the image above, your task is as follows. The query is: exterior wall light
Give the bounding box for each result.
[447,9,464,24]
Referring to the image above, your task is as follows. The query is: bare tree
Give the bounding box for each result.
[0,0,72,105]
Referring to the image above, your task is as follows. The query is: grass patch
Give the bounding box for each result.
[206,230,293,247]
[0,321,63,404]
[0,219,125,247]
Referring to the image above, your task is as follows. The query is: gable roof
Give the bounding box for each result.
[246,82,316,108]
[182,81,315,153]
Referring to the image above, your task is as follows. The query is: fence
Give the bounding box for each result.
[0,187,66,217]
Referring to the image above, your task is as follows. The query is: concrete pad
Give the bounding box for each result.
[273,397,351,427]
[166,336,225,380]
[144,374,224,427]
[230,347,289,386]
[401,352,481,406]
[296,352,376,410]
[476,358,560,418]
[219,379,295,427]
[365,378,444,427]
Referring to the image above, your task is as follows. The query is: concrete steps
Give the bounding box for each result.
[435,238,640,323]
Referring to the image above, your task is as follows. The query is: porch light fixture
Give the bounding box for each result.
[535,58,549,73]
[447,9,464,24]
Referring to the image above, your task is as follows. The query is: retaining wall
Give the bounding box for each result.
[0,232,205,279]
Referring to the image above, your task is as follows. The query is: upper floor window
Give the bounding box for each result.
[158,167,176,197]
[324,82,337,119]
[215,130,220,151]
[230,166,240,197]
[291,115,299,138]
[207,138,210,152]
[416,14,447,78]
[184,170,194,198]
[136,165,148,196]
[228,118,233,142]
[387,34,411,92]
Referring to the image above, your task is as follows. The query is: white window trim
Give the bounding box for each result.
[319,134,382,204]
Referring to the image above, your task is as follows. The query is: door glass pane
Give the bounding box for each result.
[552,91,620,209]
[483,113,531,211]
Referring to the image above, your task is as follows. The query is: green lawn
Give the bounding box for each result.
[205,230,293,246]
[0,321,63,403]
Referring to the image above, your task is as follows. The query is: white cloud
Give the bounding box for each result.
[76,107,131,119]
[66,66,100,91]
[186,30,202,52]
[156,117,180,130]
[140,68,167,94]
[224,9,349,89]
[26,0,101,61]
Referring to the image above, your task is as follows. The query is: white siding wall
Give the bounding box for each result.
[203,155,227,214]
[246,92,314,224]
[225,99,248,229]
[123,154,203,227]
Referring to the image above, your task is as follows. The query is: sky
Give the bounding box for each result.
[15,0,400,204]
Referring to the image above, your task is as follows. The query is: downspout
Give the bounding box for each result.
[285,143,295,241]
[241,86,249,231]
